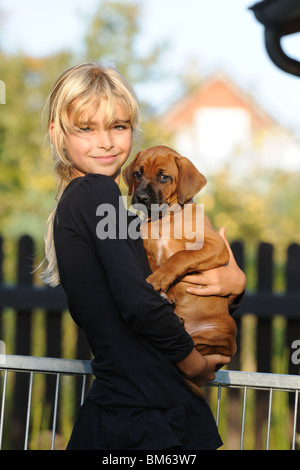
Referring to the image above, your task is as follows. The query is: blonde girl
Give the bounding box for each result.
[43,62,245,450]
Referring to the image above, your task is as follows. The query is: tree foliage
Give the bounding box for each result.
[196,165,300,250]
[0,51,74,237]
[0,0,299,255]
[83,1,166,86]
[0,1,168,241]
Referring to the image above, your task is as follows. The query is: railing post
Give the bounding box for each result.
[12,235,34,449]
[45,307,62,434]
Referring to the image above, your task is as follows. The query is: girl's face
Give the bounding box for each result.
[61,99,133,184]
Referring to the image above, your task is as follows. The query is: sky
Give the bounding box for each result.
[1,0,300,137]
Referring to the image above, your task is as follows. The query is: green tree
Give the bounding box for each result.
[0,51,73,238]
[82,1,166,86]
[197,165,300,249]
[0,0,170,243]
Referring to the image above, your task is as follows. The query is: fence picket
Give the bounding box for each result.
[12,236,34,449]
[0,236,3,342]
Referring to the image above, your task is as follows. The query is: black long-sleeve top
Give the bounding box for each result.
[54,173,223,450]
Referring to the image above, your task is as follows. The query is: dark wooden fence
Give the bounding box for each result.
[1,235,300,449]
[0,235,91,360]
[0,235,91,449]
[230,241,300,375]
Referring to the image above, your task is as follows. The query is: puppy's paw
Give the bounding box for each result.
[146,271,165,292]
[159,291,169,301]
[147,270,172,291]
[166,291,176,304]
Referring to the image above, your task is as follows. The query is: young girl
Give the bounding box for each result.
[42,62,246,450]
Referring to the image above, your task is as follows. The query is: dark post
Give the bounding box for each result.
[229,241,244,371]
[12,235,34,449]
[256,242,273,372]
[225,241,244,449]
[255,242,273,449]
[286,243,300,449]
[0,236,3,341]
[286,244,300,376]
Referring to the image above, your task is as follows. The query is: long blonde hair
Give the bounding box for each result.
[42,62,141,286]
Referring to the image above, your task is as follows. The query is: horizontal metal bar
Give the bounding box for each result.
[0,355,92,375]
[211,369,300,392]
[1,355,300,393]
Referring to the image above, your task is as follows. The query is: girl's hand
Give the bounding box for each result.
[176,348,230,386]
[183,227,246,302]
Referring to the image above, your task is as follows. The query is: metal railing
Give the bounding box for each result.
[1,355,300,450]
[0,355,92,450]
[210,369,300,450]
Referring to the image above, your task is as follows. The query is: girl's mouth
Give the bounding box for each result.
[92,155,118,163]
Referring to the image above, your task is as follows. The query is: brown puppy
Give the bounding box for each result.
[123,146,237,388]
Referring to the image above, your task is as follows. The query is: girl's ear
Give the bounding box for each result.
[49,123,55,144]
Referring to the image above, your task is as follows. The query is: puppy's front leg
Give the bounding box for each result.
[146,232,229,293]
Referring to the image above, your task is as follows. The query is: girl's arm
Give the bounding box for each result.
[176,349,230,386]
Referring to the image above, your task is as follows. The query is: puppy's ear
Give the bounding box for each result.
[122,152,141,196]
[175,156,207,204]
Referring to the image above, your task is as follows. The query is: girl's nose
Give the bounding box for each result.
[96,130,113,150]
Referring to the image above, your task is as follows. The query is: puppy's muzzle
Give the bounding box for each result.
[133,190,150,205]
[132,183,162,214]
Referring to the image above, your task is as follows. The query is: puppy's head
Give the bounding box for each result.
[123,146,207,214]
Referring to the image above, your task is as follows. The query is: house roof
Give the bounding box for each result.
[161,72,277,132]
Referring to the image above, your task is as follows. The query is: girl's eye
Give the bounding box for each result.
[74,125,93,133]
[113,123,131,131]
[111,120,131,131]
[79,126,93,133]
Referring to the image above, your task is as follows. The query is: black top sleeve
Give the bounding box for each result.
[229,291,245,315]
[70,174,194,363]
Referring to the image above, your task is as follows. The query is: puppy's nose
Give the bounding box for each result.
[137,193,150,204]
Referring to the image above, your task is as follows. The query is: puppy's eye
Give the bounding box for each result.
[158,174,171,183]
[133,169,143,180]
